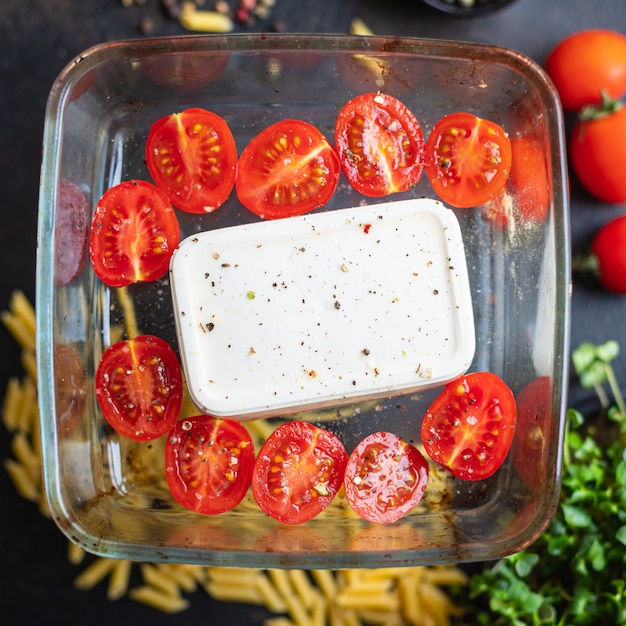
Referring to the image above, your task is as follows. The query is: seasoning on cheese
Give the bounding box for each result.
[170,198,475,420]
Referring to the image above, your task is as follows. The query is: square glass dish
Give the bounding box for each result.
[37,34,570,569]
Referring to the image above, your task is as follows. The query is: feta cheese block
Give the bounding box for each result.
[170,198,475,419]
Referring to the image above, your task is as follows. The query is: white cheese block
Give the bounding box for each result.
[170,198,475,419]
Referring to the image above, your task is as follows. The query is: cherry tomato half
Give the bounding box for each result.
[89,180,180,287]
[146,107,237,214]
[425,112,512,209]
[511,376,552,491]
[165,415,254,515]
[236,119,340,219]
[545,30,626,112]
[95,334,183,441]
[54,343,87,438]
[344,431,429,524]
[421,372,517,481]
[334,92,425,197]
[55,179,90,286]
[252,421,348,524]
[570,105,626,204]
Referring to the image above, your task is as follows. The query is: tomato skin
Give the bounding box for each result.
[252,421,348,524]
[589,214,626,294]
[334,92,425,197]
[426,112,512,209]
[344,431,429,524]
[54,343,87,438]
[146,107,237,214]
[570,106,626,204]
[89,180,180,287]
[165,415,254,515]
[236,120,340,219]
[511,377,552,490]
[545,30,626,112]
[95,335,183,442]
[55,179,90,286]
[421,372,517,481]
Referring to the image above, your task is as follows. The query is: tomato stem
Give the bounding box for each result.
[578,90,622,121]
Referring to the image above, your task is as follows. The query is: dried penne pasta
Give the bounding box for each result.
[74,557,119,591]
[108,559,133,601]
[67,541,86,566]
[128,585,190,613]
[4,458,39,502]
[140,563,183,599]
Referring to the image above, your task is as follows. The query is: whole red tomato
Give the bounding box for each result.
[569,102,626,204]
[587,214,626,294]
[545,30,626,112]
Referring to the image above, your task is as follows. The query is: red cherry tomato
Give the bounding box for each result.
[484,136,550,227]
[89,180,180,287]
[54,343,87,438]
[344,431,429,524]
[252,421,348,524]
[334,92,425,197]
[55,179,90,286]
[425,112,512,209]
[511,376,552,490]
[165,415,254,515]
[95,335,183,442]
[570,105,626,204]
[236,120,340,219]
[421,372,517,481]
[545,30,626,112]
[146,107,237,214]
[588,214,626,294]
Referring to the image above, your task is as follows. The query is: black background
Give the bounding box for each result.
[2,0,626,623]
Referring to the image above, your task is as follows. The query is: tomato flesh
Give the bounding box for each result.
[54,343,87,438]
[89,179,180,287]
[252,421,348,524]
[426,112,512,208]
[511,376,552,490]
[421,372,517,481]
[55,179,90,286]
[344,431,429,524]
[95,334,183,442]
[236,119,340,219]
[165,415,254,515]
[334,92,425,197]
[146,107,237,214]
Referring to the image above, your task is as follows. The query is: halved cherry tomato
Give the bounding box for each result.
[483,136,550,227]
[252,421,348,524]
[334,92,425,197]
[344,431,429,524]
[95,334,183,441]
[421,372,517,481]
[236,119,340,219]
[146,107,237,214]
[545,30,626,112]
[165,414,254,515]
[511,376,552,490]
[89,180,180,287]
[425,112,512,208]
[55,179,90,286]
[570,102,626,204]
[54,343,87,438]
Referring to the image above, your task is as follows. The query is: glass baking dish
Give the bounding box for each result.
[37,33,570,568]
